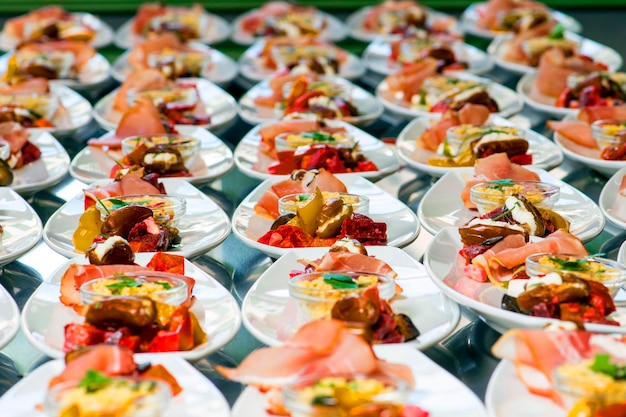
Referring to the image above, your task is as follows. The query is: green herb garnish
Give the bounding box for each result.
[546,253,605,271]
[302,132,335,142]
[78,370,112,394]
[323,273,358,289]
[549,23,565,40]
[492,202,520,221]
[590,354,626,379]
[155,281,172,290]
[486,179,515,192]
[297,193,310,202]
[106,277,142,294]
[312,395,336,406]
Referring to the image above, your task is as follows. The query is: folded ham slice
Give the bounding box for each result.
[128,32,199,70]
[546,120,597,149]
[113,69,171,113]
[0,77,49,95]
[417,104,491,151]
[385,59,439,100]
[18,40,96,70]
[578,106,626,124]
[298,251,397,278]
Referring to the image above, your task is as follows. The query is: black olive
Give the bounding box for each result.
[270,213,295,230]
[85,296,156,330]
[501,294,523,314]
[394,313,420,341]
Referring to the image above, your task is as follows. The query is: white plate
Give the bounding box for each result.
[43,178,231,259]
[69,126,233,185]
[553,117,626,176]
[488,32,623,76]
[93,78,238,133]
[0,354,230,417]
[111,44,238,87]
[0,188,43,266]
[485,360,563,417]
[231,344,487,417]
[418,167,604,241]
[599,166,626,229]
[424,226,626,334]
[516,72,578,117]
[231,10,348,45]
[460,3,582,39]
[238,40,366,82]
[346,6,462,43]
[618,240,626,265]
[242,246,460,348]
[238,76,384,126]
[233,120,400,180]
[377,72,523,119]
[0,51,110,90]
[396,114,563,176]
[363,37,494,76]
[114,13,232,49]
[32,83,93,136]
[20,252,241,360]
[10,130,70,194]
[0,12,114,51]
[0,285,19,351]
[232,174,420,258]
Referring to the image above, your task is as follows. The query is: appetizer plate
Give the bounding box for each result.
[114,13,232,49]
[242,246,460,348]
[485,360,564,417]
[10,130,70,195]
[346,6,461,43]
[377,72,524,119]
[0,12,114,50]
[599,166,626,229]
[238,40,366,82]
[396,115,563,176]
[231,10,348,45]
[238,76,384,126]
[40,83,93,136]
[69,126,234,185]
[418,167,604,241]
[0,285,19,351]
[0,354,231,417]
[0,188,43,266]
[488,32,623,76]
[424,227,626,334]
[111,44,238,87]
[363,38,494,76]
[234,120,400,180]
[460,3,582,39]
[232,174,421,258]
[231,344,488,417]
[0,51,110,90]
[43,178,231,259]
[93,78,238,133]
[21,253,241,360]
[618,239,626,265]
[516,72,577,117]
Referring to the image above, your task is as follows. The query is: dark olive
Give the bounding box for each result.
[501,294,524,314]
[270,213,296,230]
[0,159,13,186]
[86,237,135,265]
[394,313,420,341]
[331,294,380,325]
[23,64,57,79]
[85,296,156,330]
[459,223,527,246]
[101,205,153,238]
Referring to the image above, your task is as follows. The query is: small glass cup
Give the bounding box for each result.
[470,180,559,214]
[591,119,626,150]
[121,134,201,169]
[95,194,186,227]
[278,192,369,216]
[274,130,354,151]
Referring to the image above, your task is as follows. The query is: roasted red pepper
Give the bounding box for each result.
[64,323,105,352]
[147,307,194,352]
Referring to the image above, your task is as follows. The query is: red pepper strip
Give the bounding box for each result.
[509,154,532,166]
[147,252,185,275]
[286,90,324,113]
[429,101,449,113]
[63,323,105,352]
[357,160,378,172]
[147,307,194,352]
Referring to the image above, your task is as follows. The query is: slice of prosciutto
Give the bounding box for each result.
[384,59,439,99]
[297,251,397,278]
[546,120,597,149]
[417,104,491,151]
[128,32,200,70]
[17,40,96,70]
[0,77,49,95]
[113,69,171,113]
[578,106,626,124]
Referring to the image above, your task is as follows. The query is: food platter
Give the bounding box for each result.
[69,126,234,185]
[0,355,231,417]
[417,167,604,241]
[231,174,420,258]
[516,72,578,117]
[0,188,43,266]
[242,246,460,348]
[43,178,231,259]
[599,166,626,229]
[395,115,563,176]
[233,120,400,180]
[20,253,241,360]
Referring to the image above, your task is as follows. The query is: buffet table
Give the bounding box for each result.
[0,4,625,415]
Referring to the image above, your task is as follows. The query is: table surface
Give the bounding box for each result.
[0,5,625,413]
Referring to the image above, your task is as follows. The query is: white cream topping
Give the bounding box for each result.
[93,236,128,261]
[466,217,526,233]
[505,196,538,235]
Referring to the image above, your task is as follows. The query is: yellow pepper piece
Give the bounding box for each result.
[72,206,103,253]
[567,398,600,417]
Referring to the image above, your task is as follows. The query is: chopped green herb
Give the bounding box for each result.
[79,370,112,394]
[590,354,626,379]
[323,273,358,289]
[297,194,310,202]
[155,281,172,290]
[106,277,142,294]
[302,132,335,142]
[549,23,565,40]
[547,253,605,271]
[492,202,520,221]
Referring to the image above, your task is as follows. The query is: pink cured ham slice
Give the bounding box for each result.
[477,0,547,30]
[18,40,96,69]
[113,69,170,113]
[546,120,597,149]
[0,122,29,154]
[128,33,196,69]
[534,48,606,98]
[83,169,163,208]
[259,119,322,147]
[385,59,439,99]
[3,6,68,38]
[298,251,397,278]
[418,104,492,152]
[502,20,555,63]
[0,77,49,95]
[578,106,626,124]
[620,175,626,196]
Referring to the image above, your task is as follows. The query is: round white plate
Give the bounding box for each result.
[488,32,623,76]
[460,3,582,39]
[111,44,238,87]
[377,72,523,119]
[0,188,43,266]
[618,240,626,265]
[93,78,238,133]
[417,167,604,241]
[20,252,241,360]
[0,354,230,417]
[0,285,19,351]
[396,114,563,176]
[599,166,626,229]
[363,37,493,75]
[0,12,114,51]
[231,10,348,45]
[238,39,365,82]
[516,72,577,117]
[114,13,232,49]
[233,120,400,180]
[346,6,461,43]
[10,130,70,195]
[242,246,460,348]
[231,174,420,258]
[43,178,231,259]
[231,344,487,417]
[485,360,564,417]
[69,126,233,185]
[238,76,384,126]
[423,227,626,334]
